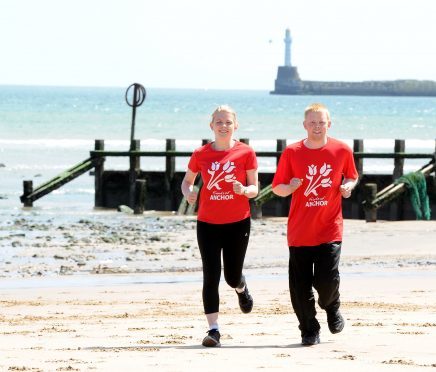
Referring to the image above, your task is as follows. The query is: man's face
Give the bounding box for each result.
[303,110,331,140]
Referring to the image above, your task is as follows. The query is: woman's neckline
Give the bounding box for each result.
[210,139,237,151]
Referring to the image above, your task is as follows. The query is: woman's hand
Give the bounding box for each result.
[186,189,198,205]
[232,180,245,195]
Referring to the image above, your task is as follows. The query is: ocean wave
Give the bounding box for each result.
[1,161,425,175]
[2,164,73,171]
[1,138,433,152]
[1,138,432,176]
[0,139,93,148]
[52,188,95,195]
[362,138,434,152]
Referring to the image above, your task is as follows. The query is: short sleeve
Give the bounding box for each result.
[272,147,293,187]
[342,146,358,179]
[245,148,258,170]
[187,150,200,173]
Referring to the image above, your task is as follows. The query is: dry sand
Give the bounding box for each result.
[0,216,435,371]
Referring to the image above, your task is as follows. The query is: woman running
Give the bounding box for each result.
[181,105,259,347]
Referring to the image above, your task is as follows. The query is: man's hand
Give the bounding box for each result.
[289,177,303,192]
[339,184,352,198]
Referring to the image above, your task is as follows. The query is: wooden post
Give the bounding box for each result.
[23,180,33,207]
[432,139,436,194]
[165,139,176,210]
[202,139,210,146]
[430,139,436,200]
[134,179,146,214]
[350,187,360,220]
[353,139,364,176]
[94,139,105,208]
[129,140,141,208]
[363,183,378,222]
[351,140,364,220]
[250,181,262,219]
[392,139,405,220]
[240,138,249,145]
[165,139,176,182]
[276,139,287,166]
[276,139,288,215]
[393,139,405,179]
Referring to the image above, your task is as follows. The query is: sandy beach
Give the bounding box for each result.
[1,214,436,371]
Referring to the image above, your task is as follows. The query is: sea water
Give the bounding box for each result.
[1,85,435,214]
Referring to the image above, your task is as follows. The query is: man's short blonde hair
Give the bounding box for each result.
[304,103,330,121]
[211,105,238,124]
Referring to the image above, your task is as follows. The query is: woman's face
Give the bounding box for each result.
[210,111,238,140]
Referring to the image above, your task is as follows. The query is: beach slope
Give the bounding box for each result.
[0,218,435,371]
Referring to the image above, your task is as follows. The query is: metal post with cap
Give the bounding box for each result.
[125,83,147,212]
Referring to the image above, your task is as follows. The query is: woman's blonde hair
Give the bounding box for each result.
[211,105,238,125]
[304,103,330,121]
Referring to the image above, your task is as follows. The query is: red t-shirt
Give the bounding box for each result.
[188,141,258,224]
[272,138,358,247]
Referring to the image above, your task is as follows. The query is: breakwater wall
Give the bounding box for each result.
[99,170,436,220]
[271,63,436,97]
[91,138,436,221]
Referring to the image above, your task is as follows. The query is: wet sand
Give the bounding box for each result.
[0,215,435,371]
[1,213,435,278]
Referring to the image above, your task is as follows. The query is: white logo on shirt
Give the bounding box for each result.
[210,191,234,201]
[206,160,236,190]
[304,163,333,197]
[305,197,328,208]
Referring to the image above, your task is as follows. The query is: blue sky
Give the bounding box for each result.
[2,0,436,90]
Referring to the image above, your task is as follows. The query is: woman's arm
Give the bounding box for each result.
[181,169,199,205]
[233,169,259,198]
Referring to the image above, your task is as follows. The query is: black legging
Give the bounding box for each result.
[197,217,251,314]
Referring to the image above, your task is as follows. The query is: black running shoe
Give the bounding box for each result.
[327,310,345,334]
[236,277,253,314]
[301,332,320,346]
[202,329,221,347]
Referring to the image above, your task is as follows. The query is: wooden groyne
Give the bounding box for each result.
[20,157,103,207]
[21,138,436,221]
[362,160,435,222]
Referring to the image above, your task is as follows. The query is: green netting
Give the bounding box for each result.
[395,172,431,220]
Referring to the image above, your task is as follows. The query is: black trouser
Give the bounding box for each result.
[197,217,251,314]
[288,242,342,336]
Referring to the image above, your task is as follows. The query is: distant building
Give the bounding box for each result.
[271,29,436,96]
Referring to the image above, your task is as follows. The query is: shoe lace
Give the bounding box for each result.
[237,287,250,300]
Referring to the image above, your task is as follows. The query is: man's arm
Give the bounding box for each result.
[272,178,303,197]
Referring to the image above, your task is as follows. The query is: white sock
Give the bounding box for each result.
[209,324,219,331]
[235,285,245,293]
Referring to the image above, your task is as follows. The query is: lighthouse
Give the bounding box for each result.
[284,28,292,67]
[271,29,436,96]
[271,28,301,94]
